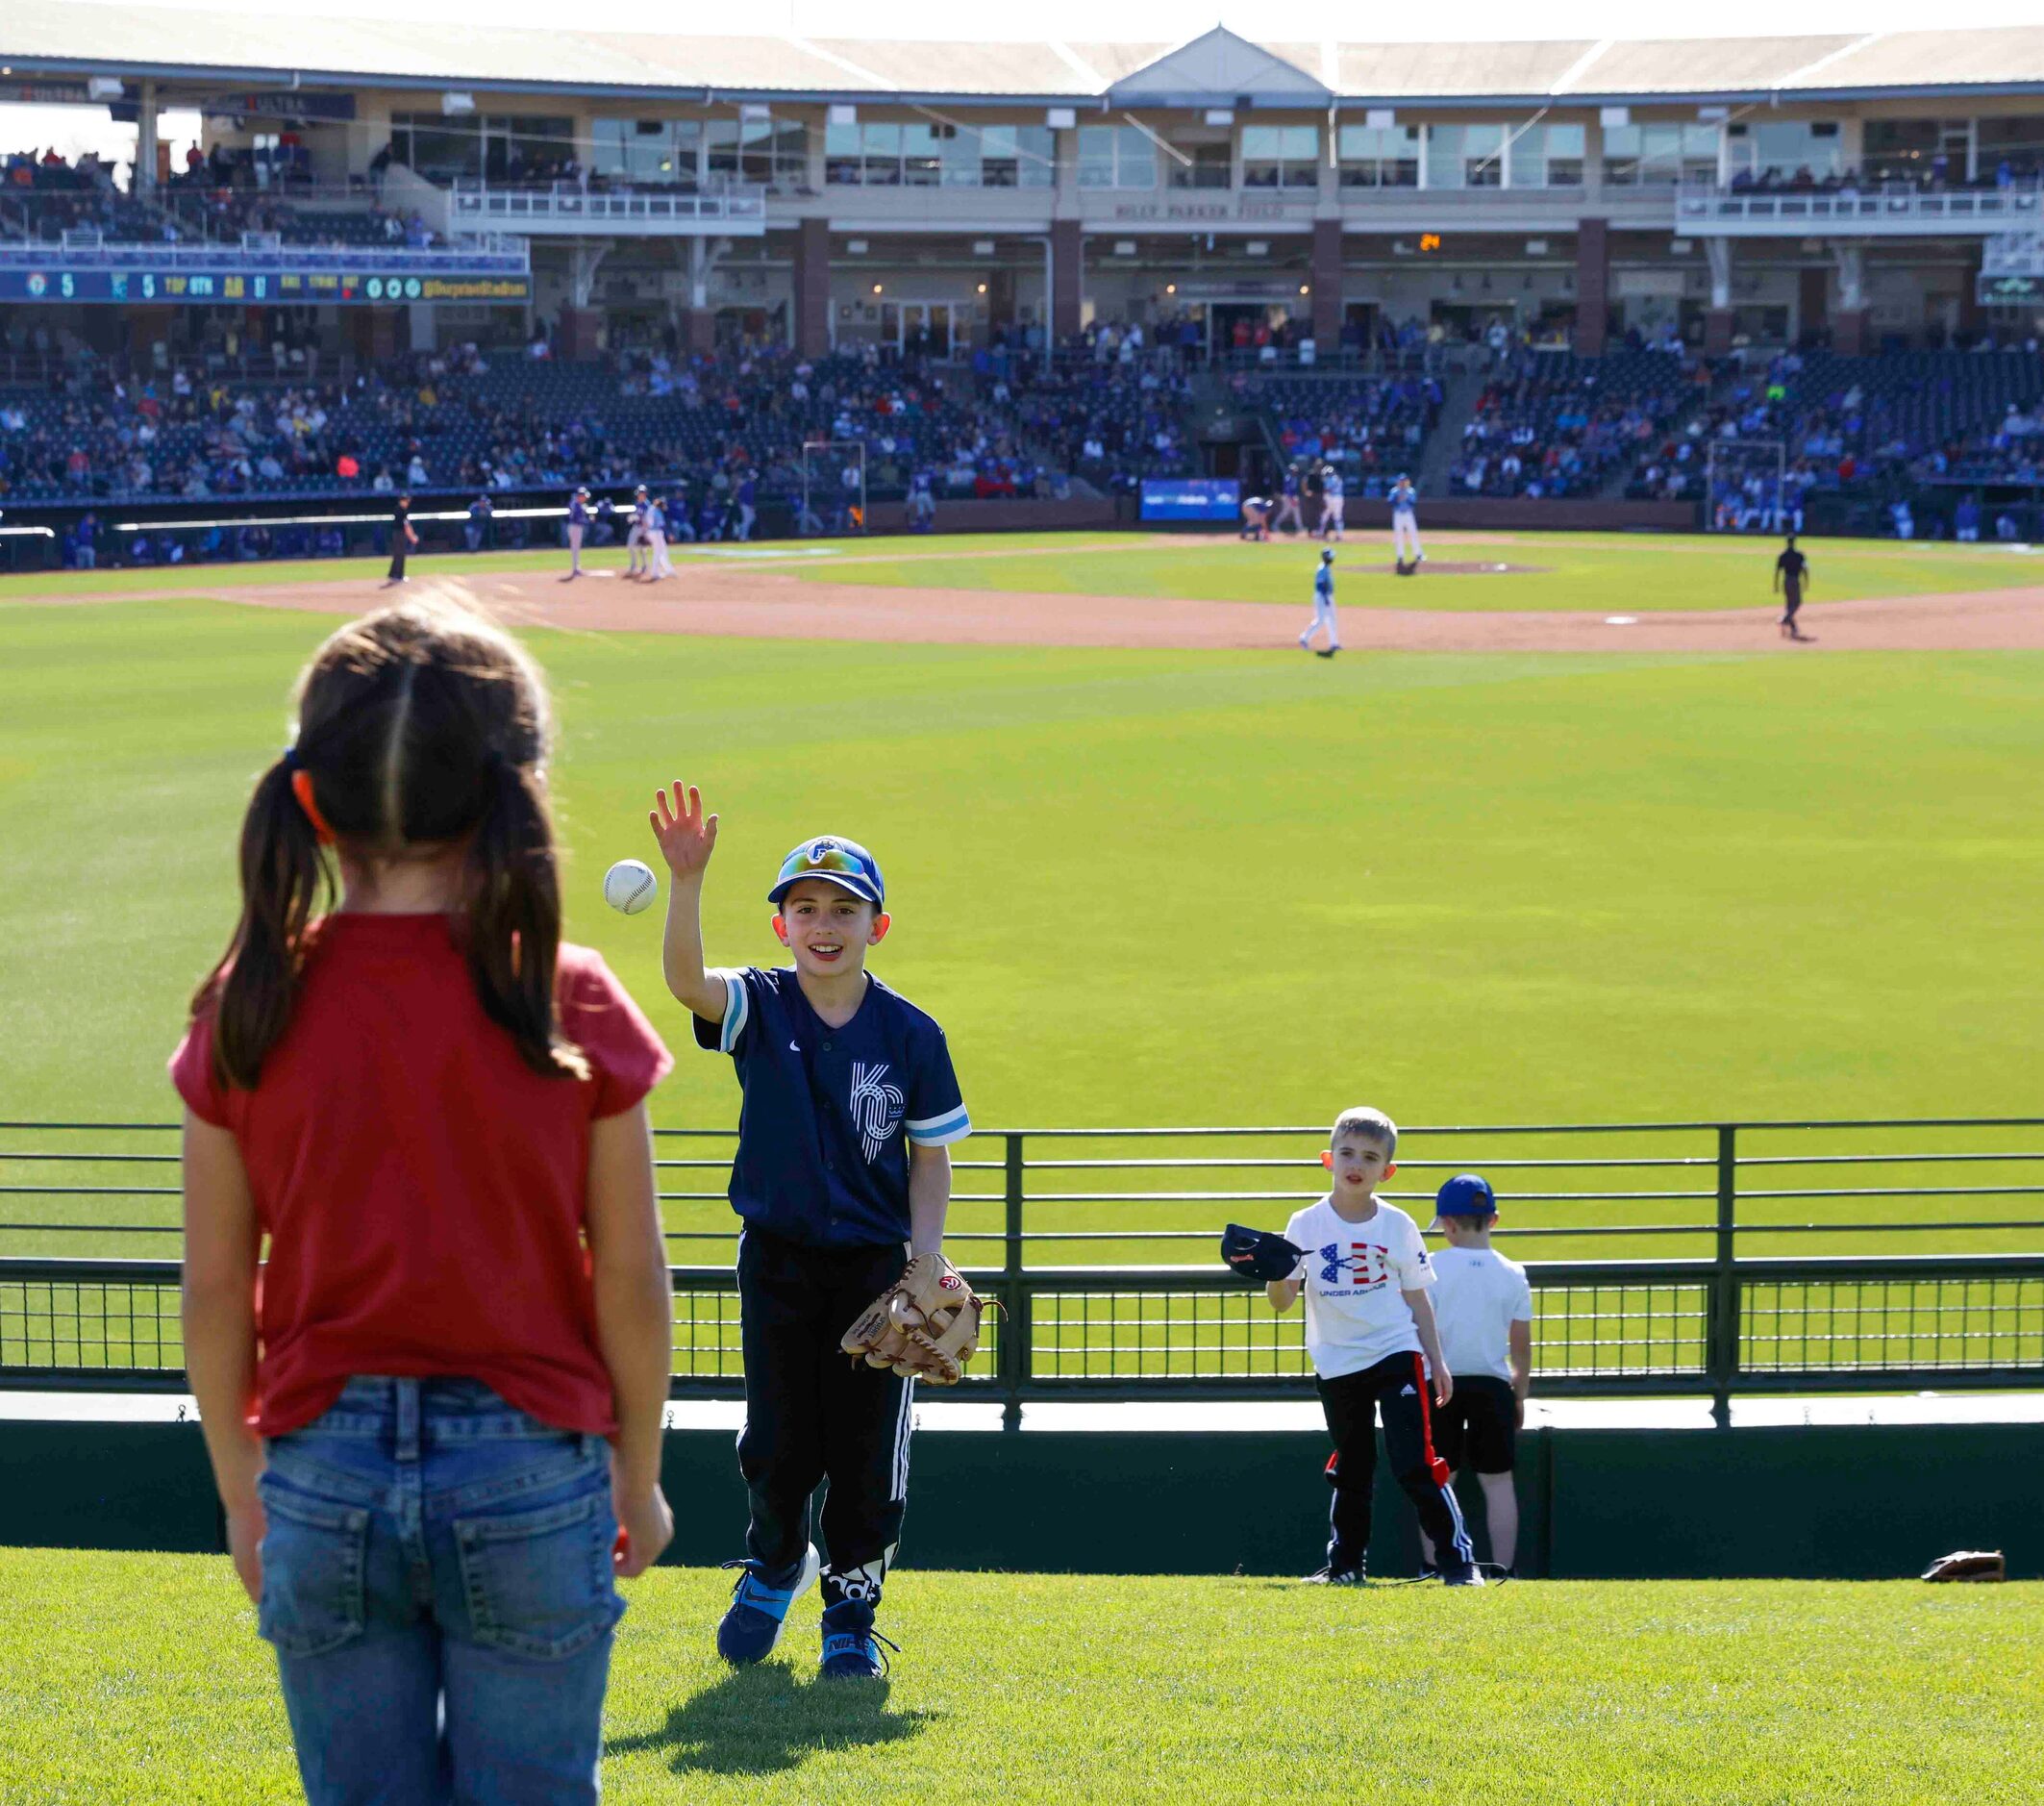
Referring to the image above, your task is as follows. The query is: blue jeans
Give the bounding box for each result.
[257,1377,624,1806]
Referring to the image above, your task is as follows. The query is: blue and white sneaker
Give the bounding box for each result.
[819,1599,899,1681]
[715,1543,819,1666]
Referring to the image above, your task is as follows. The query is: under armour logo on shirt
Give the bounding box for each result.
[848,1062,906,1163]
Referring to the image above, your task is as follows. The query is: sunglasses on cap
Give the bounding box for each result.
[768,837,884,907]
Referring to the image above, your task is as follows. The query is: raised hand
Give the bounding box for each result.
[649,782,717,882]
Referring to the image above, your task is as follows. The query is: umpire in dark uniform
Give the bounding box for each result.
[384,493,418,587]
[1774,534,1811,641]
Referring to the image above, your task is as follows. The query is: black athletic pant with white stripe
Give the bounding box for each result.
[736,1228,914,1597]
[1316,1351,1475,1572]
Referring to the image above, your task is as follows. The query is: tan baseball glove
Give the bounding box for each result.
[840,1252,986,1385]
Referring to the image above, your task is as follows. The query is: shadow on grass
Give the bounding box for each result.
[607,1661,935,1777]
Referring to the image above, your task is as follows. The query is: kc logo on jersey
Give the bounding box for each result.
[849,1062,906,1163]
[1318,1241,1391,1290]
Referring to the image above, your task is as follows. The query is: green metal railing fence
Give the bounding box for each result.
[4,1118,2043,1421]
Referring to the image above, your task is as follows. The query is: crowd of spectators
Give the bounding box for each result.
[1236,367,1440,495]
[0,338,1122,525]
[975,337,1194,491]
[1450,349,1697,499]
[1728,159,2039,196]
[12,323,2043,555]
[3,147,173,242]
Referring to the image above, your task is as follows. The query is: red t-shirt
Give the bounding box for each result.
[169,915,672,1439]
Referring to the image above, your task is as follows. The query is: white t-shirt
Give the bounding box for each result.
[1282,1197,1434,1381]
[1431,1245,1533,1383]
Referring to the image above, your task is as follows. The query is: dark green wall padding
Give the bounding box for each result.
[2,1420,2036,1579]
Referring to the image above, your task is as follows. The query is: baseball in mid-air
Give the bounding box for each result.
[603,859,659,916]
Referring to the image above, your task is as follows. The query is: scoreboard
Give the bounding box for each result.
[0,267,532,306]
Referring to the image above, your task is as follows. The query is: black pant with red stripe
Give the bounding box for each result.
[1316,1351,1476,1576]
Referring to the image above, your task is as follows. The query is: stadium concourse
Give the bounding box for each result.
[2,14,2044,550]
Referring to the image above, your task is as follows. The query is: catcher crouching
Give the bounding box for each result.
[649,794,977,1679]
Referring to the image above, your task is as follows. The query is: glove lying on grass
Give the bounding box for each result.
[841,1252,988,1385]
[1220,1223,1306,1285]
[1921,1549,2006,1583]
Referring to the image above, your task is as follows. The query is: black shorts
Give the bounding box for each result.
[1430,1374,1516,1473]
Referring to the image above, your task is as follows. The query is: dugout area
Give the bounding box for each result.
[2,1411,2034,1581]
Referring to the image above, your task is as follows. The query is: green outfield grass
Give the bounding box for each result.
[762,529,2044,612]
[3,528,2041,613]
[0,1553,2036,1805]
[2,589,2042,1267]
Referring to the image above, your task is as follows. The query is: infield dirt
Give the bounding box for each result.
[166,564,2044,653]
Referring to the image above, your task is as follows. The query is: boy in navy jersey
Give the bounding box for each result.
[650,786,970,1679]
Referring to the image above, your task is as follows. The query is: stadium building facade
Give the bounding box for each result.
[3,13,2043,364]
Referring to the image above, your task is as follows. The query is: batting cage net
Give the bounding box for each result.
[800,440,868,536]
[1706,439,1789,533]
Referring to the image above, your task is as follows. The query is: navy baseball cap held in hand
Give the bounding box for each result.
[1431,1173,1497,1229]
[768,836,885,908]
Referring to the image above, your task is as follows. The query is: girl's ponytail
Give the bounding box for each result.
[465,751,588,1081]
[199,754,333,1090]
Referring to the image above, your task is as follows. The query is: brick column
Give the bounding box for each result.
[682,308,716,354]
[987,266,1016,336]
[1703,309,1734,357]
[349,308,400,363]
[1957,245,1983,339]
[1310,219,1342,347]
[1797,265,1828,344]
[1832,309,1870,356]
[1573,217,1609,357]
[1051,219,1083,344]
[125,305,174,364]
[795,217,831,358]
[559,307,604,361]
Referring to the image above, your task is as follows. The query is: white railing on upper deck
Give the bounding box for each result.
[449,181,767,232]
[1677,181,2044,236]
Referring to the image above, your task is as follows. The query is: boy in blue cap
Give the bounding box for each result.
[649,785,971,1678]
[1420,1173,1533,1576]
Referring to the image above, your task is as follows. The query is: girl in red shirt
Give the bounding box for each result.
[173,598,675,1805]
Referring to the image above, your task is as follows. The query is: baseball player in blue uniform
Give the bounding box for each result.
[625,484,650,578]
[1318,464,1345,541]
[1390,474,1423,573]
[1300,547,1340,658]
[649,788,970,1680]
[563,485,589,579]
[1274,463,1306,537]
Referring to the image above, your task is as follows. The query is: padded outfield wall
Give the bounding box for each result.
[3,1416,2036,1580]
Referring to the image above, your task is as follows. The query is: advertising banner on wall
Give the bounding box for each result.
[1140,477,1240,521]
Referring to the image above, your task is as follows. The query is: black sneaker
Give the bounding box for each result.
[1442,1564,1487,1588]
[1315,646,1338,659]
[1301,1563,1366,1586]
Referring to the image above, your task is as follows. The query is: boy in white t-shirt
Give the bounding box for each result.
[1420,1173,1533,1576]
[1267,1108,1481,1587]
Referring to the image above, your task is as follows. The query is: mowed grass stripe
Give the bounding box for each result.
[3,529,2042,612]
[0,1554,2038,1805]
[2,601,2041,1143]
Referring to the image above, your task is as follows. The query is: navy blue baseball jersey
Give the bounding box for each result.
[697,966,970,1247]
[568,493,588,526]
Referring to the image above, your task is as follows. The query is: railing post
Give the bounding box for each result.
[999,1132,1026,1428]
[1709,1124,1739,1427]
